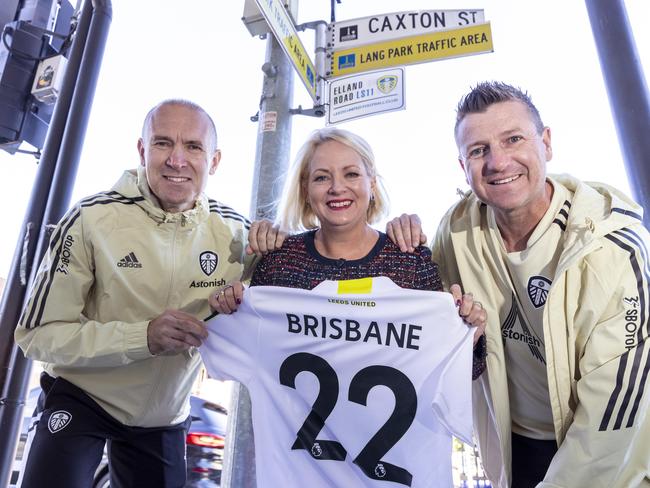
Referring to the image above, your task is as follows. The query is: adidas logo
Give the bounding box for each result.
[117,252,143,268]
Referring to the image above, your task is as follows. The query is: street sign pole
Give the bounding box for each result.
[249,36,295,221]
[221,31,295,488]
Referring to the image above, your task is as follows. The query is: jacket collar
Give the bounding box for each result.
[452,173,643,243]
[550,173,644,235]
[445,173,646,293]
[111,167,210,227]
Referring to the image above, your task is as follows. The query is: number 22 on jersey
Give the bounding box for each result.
[280,352,417,486]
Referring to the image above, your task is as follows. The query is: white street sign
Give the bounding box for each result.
[327,68,405,125]
[255,0,318,101]
[329,9,485,50]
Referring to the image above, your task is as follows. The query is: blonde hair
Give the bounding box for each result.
[276,128,389,232]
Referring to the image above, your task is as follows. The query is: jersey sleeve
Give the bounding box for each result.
[542,226,650,486]
[15,203,153,366]
[200,288,260,384]
[422,297,475,445]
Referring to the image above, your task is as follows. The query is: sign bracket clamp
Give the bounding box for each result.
[288,104,326,117]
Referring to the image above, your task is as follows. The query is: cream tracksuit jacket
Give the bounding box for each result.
[15,167,255,427]
[432,174,650,488]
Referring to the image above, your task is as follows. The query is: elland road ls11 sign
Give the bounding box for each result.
[255,0,318,101]
[328,22,493,78]
[327,68,405,125]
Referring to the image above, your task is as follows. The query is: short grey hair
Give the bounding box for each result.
[141,99,218,152]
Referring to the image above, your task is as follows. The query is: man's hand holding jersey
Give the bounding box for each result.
[147,310,209,355]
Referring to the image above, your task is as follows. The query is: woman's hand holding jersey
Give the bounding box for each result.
[449,284,487,346]
[209,281,245,314]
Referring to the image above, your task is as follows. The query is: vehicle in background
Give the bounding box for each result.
[11,389,227,488]
[184,395,228,487]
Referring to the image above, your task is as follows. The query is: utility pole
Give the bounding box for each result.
[0,1,111,485]
[221,32,294,488]
[249,36,295,221]
[586,0,650,227]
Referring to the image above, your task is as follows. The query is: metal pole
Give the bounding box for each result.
[0,0,92,400]
[0,1,111,485]
[312,20,327,107]
[36,0,112,239]
[585,0,650,227]
[248,37,295,220]
[221,33,294,488]
[0,2,92,485]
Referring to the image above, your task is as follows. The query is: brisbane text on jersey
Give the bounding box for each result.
[286,313,422,350]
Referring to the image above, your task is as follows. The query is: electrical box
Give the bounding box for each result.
[31,54,67,104]
[0,0,74,154]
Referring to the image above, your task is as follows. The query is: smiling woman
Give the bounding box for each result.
[279,128,389,260]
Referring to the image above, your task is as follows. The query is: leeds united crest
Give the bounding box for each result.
[527,276,552,308]
[48,410,72,433]
[200,251,218,276]
[377,75,398,94]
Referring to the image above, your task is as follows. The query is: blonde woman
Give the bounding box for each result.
[210,127,486,377]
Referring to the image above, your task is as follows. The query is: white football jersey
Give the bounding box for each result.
[201,277,474,488]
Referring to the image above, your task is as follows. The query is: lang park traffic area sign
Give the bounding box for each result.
[328,22,493,79]
[330,9,485,50]
[327,68,405,125]
[255,0,318,101]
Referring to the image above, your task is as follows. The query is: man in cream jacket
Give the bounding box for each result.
[389,82,650,487]
[15,99,266,487]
